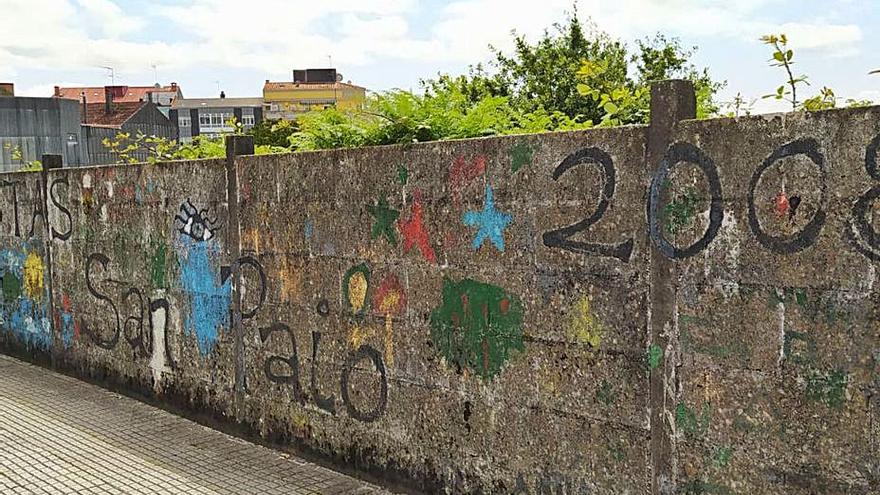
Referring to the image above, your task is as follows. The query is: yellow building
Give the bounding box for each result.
[263,69,366,120]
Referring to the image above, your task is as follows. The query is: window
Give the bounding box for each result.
[242,114,255,126]
[179,116,191,127]
[199,114,211,126]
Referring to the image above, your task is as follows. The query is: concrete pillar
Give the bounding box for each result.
[225,135,253,417]
[646,80,696,495]
[41,154,63,170]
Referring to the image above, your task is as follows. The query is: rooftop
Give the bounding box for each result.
[172,97,263,109]
[55,84,181,104]
[82,101,147,128]
[263,81,366,92]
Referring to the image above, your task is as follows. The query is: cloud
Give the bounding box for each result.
[0,0,868,93]
[76,0,144,37]
[772,22,862,55]
[17,82,87,97]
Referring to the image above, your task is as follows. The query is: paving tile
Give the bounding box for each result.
[0,354,394,495]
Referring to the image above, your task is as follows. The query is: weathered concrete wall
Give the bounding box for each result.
[0,83,878,494]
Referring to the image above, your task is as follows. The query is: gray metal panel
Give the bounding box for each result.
[0,97,82,170]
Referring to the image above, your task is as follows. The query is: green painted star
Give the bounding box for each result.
[509,141,535,172]
[367,196,400,245]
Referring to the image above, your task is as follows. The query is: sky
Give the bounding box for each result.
[0,0,877,114]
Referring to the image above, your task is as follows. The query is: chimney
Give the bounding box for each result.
[54,85,61,97]
[170,82,178,91]
[220,91,225,99]
[104,87,113,114]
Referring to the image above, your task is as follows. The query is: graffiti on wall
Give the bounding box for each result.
[430,278,524,379]
[463,184,512,252]
[398,189,436,263]
[0,243,51,348]
[174,200,231,355]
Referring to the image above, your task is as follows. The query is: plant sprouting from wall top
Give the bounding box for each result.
[761,33,809,110]
[2,143,42,171]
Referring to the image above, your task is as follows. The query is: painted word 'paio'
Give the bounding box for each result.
[543,132,880,262]
[260,323,388,423]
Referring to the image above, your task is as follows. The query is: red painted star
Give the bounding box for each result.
[398,190,436,263]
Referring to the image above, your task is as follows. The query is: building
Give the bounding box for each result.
[0,83,13,96]
[55,83,183,116]
[170,93,263,142]
[82,89,176,165]
[0,96,85,171]
[263,68,366,120]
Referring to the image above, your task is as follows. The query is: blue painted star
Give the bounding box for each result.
[463,184,513,251]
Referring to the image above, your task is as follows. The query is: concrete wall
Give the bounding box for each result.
[0,82,878,494]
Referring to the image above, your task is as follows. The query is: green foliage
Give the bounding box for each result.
[802,86,836,111]
[288,87,590,151]
[102,132,179,163]
[576,59,648,126]
[246,118,298,147]
[438,13,721,126]
[844,98,875,108]
[633,34,724,119]
[490,12,630,124]
[761,33,808,110]
[103,116,286,164]
[722,92,755,117]
[289,10,722,151]
[3,143,42,171]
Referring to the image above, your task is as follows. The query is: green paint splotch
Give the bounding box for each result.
[648,344,663,370]
[509,141,536,172]
[430,278,524,380]
[2,271,21,302]
[663,186,700,235]
[676,401,711,437]
[366,196,399,246]
[806,369,848,408]
[150,240,168,289]
[595,380,616,405]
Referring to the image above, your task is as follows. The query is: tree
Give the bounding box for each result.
[287,9,724,150]
[246,118,298,147]
[421,8,722,126]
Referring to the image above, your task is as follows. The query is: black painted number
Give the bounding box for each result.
[542,147,633,262]
[747,138,827,254]
[648,142,724,259]
[848,133,880,261]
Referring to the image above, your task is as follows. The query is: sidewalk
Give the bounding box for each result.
[0,354,394,495]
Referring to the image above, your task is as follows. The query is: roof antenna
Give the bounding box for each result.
[151,63,158,84]
[100,66,115,85]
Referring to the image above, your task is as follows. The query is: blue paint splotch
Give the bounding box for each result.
[175,235,232,355]
[60,311,75,347]
[463,184,513,252]
[0,246,51,349]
